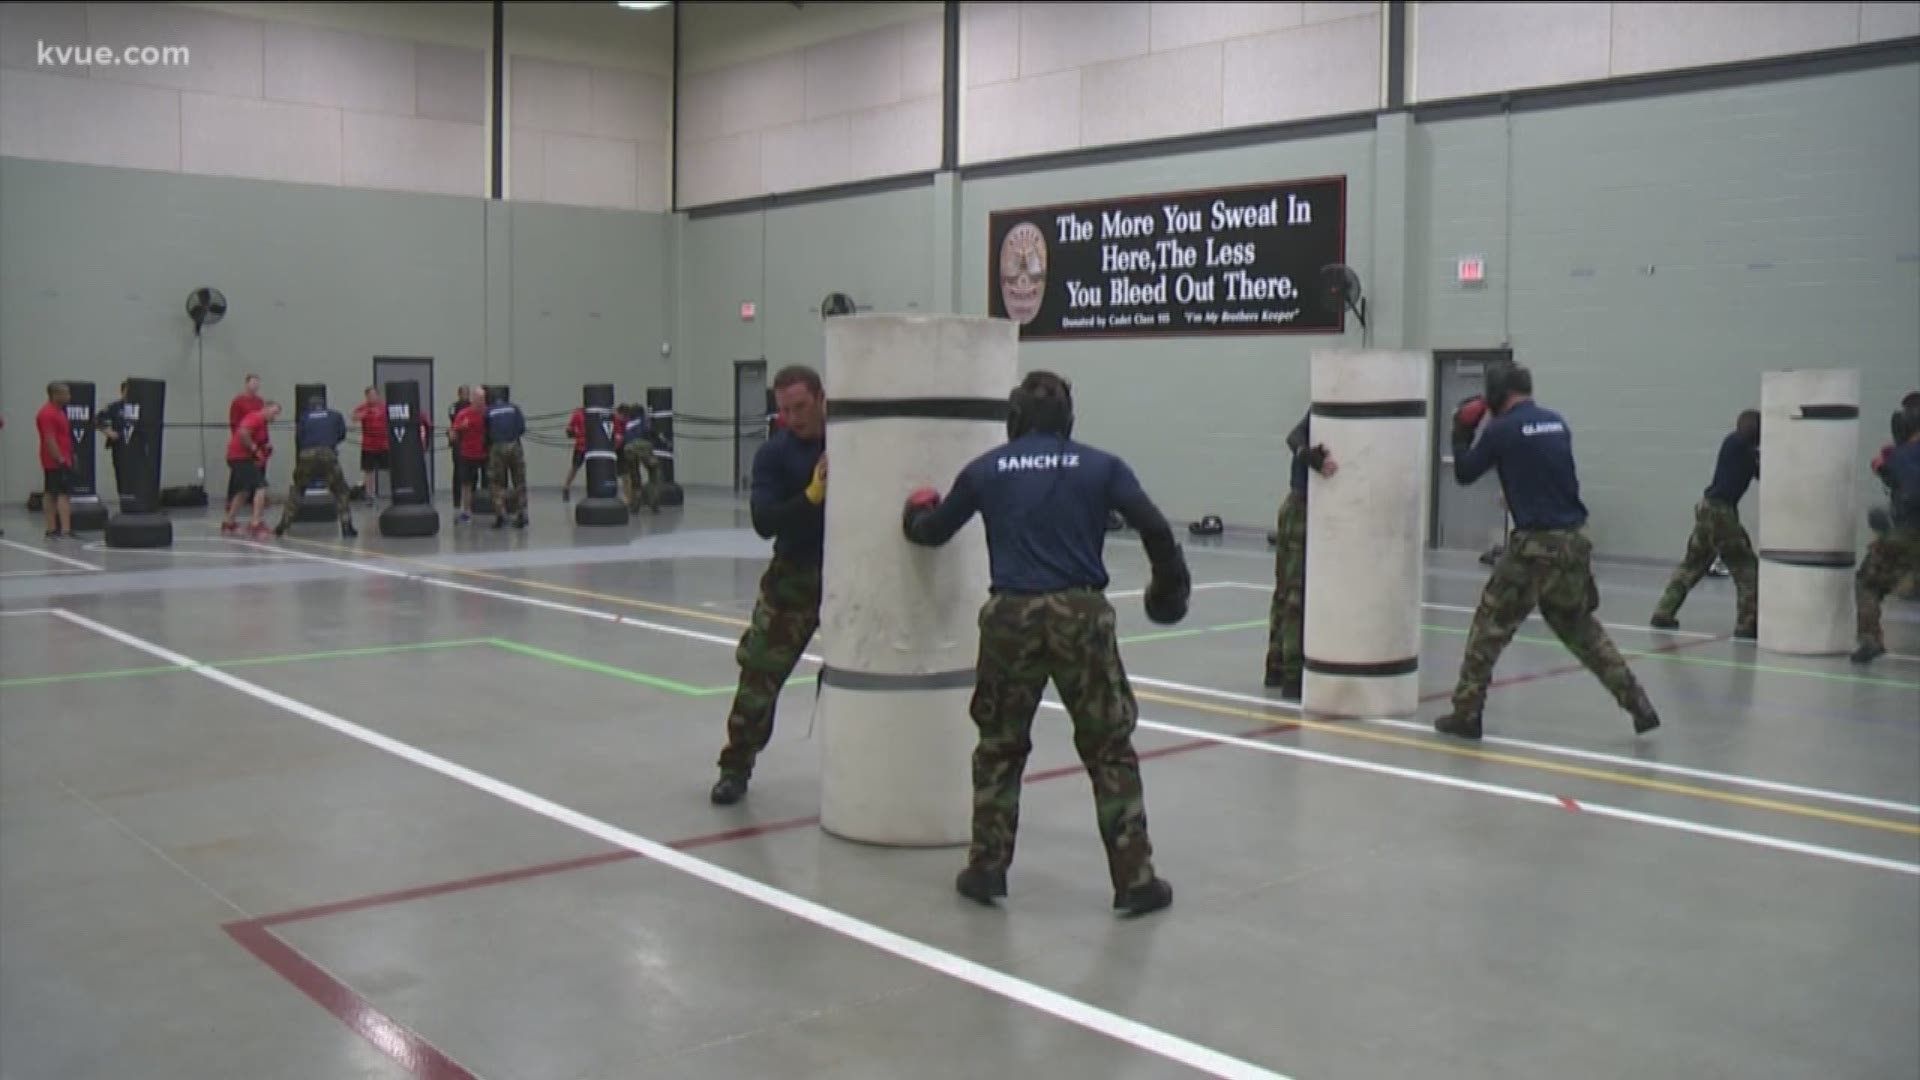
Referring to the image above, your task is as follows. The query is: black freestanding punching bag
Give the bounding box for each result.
[469,383,508,516]
[105,379,173,548]
[291,382,338,524]
[61,380,109,531]
[645,386,684,507]
[574,384,628,526]
[379,380,439,538]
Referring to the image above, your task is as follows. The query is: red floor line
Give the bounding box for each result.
[224,921,478,1080]
[225,641,1718,1080]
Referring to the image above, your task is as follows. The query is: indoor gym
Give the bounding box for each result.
[3,3,1918,1079]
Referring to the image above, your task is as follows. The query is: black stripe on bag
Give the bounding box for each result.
[828,398,1010,422]
[1758,549,1857,569]
[1796,405,1859,420]
[818,666,978,691]
[1303,656,1421,678]
[1311,400,1428,420]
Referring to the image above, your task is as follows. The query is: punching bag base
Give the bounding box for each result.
[69,499,109,532]
[105,512,173,549]
[817,682,974,848]
[379,503,440,538]
[657,483,685,508]
[291,493,338,524]
[574,497,630,527]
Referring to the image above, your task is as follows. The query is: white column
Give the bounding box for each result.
[1302,349,1433,719]
[818,315,1018,846]
[1758,369,1860,656]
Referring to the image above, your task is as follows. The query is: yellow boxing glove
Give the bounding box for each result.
[805,457,827,505]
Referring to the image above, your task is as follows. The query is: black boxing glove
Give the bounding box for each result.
[1143,555,1191,626]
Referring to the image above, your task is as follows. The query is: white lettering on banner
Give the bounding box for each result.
[387,403,412,420]
[1210,199,1280,231]
[1101,210,1155,239]
[1224,271,1295,301]
[997,454,1081,473]
[1522,422,1567,437]
[66,406,91,422]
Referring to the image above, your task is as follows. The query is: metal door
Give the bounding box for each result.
[734,359,768,493]
[373,357,434,494]
[1431,350,1512,553]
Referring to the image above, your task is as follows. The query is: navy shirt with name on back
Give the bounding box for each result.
[1455,399,1587,531]
[486,403,527,443]
[295,408,347,451]
[913,433,1154,593]
[1703,429,1760,505]
[749,427,826,565]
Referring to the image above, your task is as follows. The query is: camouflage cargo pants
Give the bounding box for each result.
[621,444,660,511]
[716,557,822,778]
[1451,528,1654,721]
[967,589,1157,894]
[277,448,353,529]
[488,441,527,515]
[1264,492,1307,684]
[1653,498,1757,632]
[1857,526,1920,650]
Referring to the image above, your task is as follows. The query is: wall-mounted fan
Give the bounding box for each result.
[186,287,227,336]
[820,291,857,319]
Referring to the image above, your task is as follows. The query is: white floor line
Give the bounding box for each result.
[0,538,102,572]
[48,607,1290,1080]
[0,568,95,578]
[1126,675,1920,816]
[1202,580,1920,664]
[1101,713,1919,878]
[0,607,54,617]
[240,543,1920,826]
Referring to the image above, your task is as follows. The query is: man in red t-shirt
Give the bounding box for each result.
[221,400,281,535]
[352,386,390,504]
[450,396,490,523]
[562,407,589,503]
[229,374,263,432]
[36,382,77,539]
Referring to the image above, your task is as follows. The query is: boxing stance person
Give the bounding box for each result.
[352,387,389,504]
[485,390,530,530]
[903,371,1187,917]
[1651,409,1760,638]
[1265,408,1339,698]
[1855,402,1920,665]
[276,395,358,538]
[710,366,827,806]
[221,401,280,536]
[1438,362,1661,739]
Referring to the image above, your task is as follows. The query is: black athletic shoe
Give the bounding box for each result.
[273,523,288,538]
[1114,878,1173,917]
[709,773,748,805]
[1851,642,1886,665]
[955,866,1008,906]
[515,513,528,529]
[340,521,358,539]
[1650,614,1680,630]
[1434,710,1482,740]
[492,516,505,530]
[1733,624,1757,641]
[1630,703,1662,735]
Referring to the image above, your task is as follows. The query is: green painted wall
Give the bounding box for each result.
[0,157,670,500]
[672,183,936,487]
[1417,60,1920,558]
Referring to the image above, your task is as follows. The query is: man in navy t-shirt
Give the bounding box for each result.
[1439,362,1661,740]
[710,366,828,806]
[902,371,1186,918]
[1651,409,1760,638]
[1855,403,1920,664]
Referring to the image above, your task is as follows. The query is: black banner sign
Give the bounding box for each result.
[987,176,1347,339]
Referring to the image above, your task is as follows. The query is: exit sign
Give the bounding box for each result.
[1457,256,1486,284]
[740,301,756,320]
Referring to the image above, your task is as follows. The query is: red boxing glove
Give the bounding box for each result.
[908,487,941,511]
[1871,443,1892,473]
[1455,397,1488,429]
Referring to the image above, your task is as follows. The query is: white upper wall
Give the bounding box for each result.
[959,2,1385,166]
[676,3,945,208]
[0,1,670,211]
[1412,2,1920,103]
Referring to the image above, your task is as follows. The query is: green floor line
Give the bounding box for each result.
[0,638,493,691]
[1119,619,1270,645]
[485,639,716,695]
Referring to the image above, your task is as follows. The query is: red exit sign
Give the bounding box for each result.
[1457,256,1486,284]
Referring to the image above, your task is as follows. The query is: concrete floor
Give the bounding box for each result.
[2,490,1916,1080]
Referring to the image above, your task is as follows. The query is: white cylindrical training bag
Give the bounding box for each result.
[1758,369,1860,656]
[818,314,1018,846]
[1302,349,1432,719]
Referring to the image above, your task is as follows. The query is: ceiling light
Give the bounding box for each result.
[615,1,670,10]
